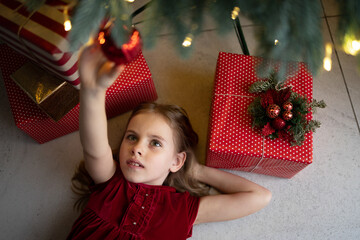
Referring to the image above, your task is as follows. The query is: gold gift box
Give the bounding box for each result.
[11,62,79,121]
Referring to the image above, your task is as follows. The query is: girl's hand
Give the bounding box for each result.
[194,165,271,224]
[78,43,125,90]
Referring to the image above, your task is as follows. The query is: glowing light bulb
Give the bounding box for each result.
[274,39,279,45]
[231,7,240,20]
[323,43,332,71]
[63,7,71,31]
[325,43,332,55]
[182,34,193,47]
[64,19,72,31]
[125,0,135,2]
[351,40,360,52]
[323,57,332,71]
[343,33,360,56]
[98,31,106,45]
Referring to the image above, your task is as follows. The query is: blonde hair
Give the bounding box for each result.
[72,102,209,211]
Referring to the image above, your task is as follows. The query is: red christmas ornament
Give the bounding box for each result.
[271,117,286,130]
[98,28,142,65]
[282,101,293,111]
[282,110,293,121]
[266,104,281,118]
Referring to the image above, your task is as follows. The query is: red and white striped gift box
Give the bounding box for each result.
[0,0,80,88]
[206,52,313,178]
[0,44,157,143]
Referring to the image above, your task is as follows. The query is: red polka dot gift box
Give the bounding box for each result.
[0,44,157,144]
[206,52,313,178]
[0,0,81,88]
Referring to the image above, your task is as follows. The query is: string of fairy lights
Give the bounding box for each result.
[59,0,360,72]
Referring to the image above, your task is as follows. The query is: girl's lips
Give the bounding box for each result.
[127,160,144,168]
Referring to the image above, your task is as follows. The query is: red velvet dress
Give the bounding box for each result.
[67,163,200,240]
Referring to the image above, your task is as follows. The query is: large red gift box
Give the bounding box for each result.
[0,44,157,143]
[206,52,313,178]
[0,0,80,88]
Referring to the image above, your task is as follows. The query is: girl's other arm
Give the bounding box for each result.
[78,44,124,184]
[194,164,272,224]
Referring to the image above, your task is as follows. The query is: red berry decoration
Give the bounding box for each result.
[98,28,142,65]
[282,110,293,121]
[282,101,293,111]
[271,117,286,130]
[266,104,281,118]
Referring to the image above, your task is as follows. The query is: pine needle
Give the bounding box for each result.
[68,0,107,51]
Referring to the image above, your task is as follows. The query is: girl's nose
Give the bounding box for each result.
[132,150,142,156]
[131,143,143,156]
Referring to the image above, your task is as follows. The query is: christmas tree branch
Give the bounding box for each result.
[68,0,107,51]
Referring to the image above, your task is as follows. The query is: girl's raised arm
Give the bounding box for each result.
[78,44,124,184]
[193,164,272,224]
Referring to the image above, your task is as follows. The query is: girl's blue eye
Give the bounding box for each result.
[150,140,162,147]
[126,134,137,141]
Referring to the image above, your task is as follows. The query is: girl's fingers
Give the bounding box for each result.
[97,62,125,88]
[79,42,125,89]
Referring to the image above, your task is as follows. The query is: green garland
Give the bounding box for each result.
[248,73,326,146]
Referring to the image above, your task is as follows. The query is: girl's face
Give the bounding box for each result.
[119,112,185,185]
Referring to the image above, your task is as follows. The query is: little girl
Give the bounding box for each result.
[67,44,271,240]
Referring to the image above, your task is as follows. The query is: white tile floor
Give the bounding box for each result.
[1,1,360,239]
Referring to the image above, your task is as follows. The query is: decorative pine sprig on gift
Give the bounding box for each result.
[308,99,327,113]
[248,80,273,93]
[248,72,284,93]
[248,73,326,146]
[289,93,308,116]
[288,94,326,145]
[248,97,268,128]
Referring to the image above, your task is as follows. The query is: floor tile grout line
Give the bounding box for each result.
[321,1,360,134]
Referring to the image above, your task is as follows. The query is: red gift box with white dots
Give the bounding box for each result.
[0,44,157,144]
[206,52,313,178]
[0,0,81,88]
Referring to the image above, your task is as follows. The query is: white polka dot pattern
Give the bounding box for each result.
[105,52,157,118]
[206,52,313,179]
[0,44,158,144]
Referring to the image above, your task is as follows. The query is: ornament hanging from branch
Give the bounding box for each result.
[248,72,326,146]
[97,26,142,65]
